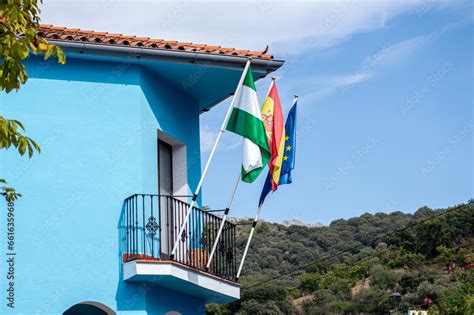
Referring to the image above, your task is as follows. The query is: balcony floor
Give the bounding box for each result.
[123,259,240,304]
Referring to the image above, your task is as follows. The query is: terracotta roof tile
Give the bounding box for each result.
[38,24,274,59]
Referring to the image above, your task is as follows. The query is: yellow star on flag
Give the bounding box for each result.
[285,135,289,141]
[286,145,292,151]
[283,155,289,161]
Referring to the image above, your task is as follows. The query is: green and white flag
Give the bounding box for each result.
[225,67,270,183]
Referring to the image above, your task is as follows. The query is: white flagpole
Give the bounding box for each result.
[236,94,299,280]
[205,170,241,270]
[206,77,276,270]
[170,59,252,259]
[236,205,263,280]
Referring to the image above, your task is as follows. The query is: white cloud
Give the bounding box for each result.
[331,72,374,87]
[361,36,428,69]
[38,0,458,56]
[302,72,373,100]
[296,35,431,101]
[360,17,472,70]
[200,124,217,153]
[293,17,471,102]
[299,71,373,102]
[200,123,242,153]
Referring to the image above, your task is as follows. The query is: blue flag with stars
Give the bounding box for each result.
[259,100,297,207]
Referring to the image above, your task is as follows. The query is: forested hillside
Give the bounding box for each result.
[207,202,473,314]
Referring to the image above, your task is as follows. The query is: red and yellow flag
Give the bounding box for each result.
[260,81,286,191]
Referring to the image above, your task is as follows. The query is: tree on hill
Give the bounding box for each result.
[211,203,473,314]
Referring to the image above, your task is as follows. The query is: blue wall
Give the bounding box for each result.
[0,56,205,314]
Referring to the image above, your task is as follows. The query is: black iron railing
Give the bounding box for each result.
[123,194,237,281]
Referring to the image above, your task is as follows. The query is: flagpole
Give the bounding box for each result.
[205,170,241,270]
[235,79,277,279]
[292,95,299,105]
[206,77,276,270]
[268,76,276,94]
[236,205,263,280]
[170,59,252,259]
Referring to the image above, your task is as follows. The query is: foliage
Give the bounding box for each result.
[298,272,320,294]
[205,303,232,315]
[352,288,391,314]
[368,264,397,290]
[256,221,270,233]
[235,283,293,314]
[0,0,65,201]
[437,245,455,269]
[210,203,473,314]
[285,287,301,299]
[382,247,424,270]
[0,0,65,92]
[0,120,40,203]
[385,205,474,258]
[0,116,40,157]
[237,300,284,315]
[446,265,474,314]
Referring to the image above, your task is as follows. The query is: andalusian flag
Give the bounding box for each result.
[260,81,285,191]
[225,67,270,183]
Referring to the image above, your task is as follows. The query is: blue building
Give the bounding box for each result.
[0,25,283,315]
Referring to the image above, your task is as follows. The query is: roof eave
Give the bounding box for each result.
[49,40,285,74]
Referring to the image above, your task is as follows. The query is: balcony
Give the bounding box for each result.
[121,194,239,303]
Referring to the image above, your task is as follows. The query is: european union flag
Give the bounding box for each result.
[259,100,297,206]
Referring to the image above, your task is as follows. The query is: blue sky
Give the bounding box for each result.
[41,1,473,224]
[197,1,473,224]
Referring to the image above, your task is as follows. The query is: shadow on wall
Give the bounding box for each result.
[139,67,198,145]
[114,201,205,314]
[145,286,205,314]
[115,200,147,312]
[114,200,161,313]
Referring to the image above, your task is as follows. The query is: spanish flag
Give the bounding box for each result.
[260,80,285,191]
[259,98,297,207]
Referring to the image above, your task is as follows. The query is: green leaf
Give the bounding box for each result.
[28,137,41,153]
[12,119,25,130]
[27,141,33,158]
[18,137,27,155]
[28,41,38,54]
[17,40,29,60]
[57,48,66,64]
[44,45,54,60]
